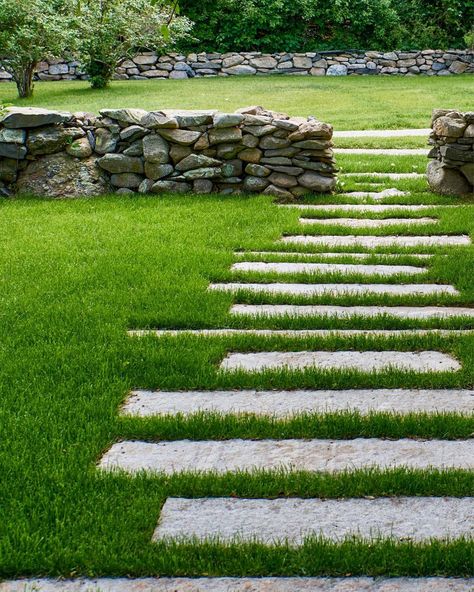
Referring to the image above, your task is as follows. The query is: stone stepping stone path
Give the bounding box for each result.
[230,304,474,320]
[153,497,474,544]
[231,261,427,276]
[92,126,474,589]
[209,282,459,296]
[299,217,438,227]
[2,578,474,591]
[99,439,474,474]
[234,251,434,260]
[121,388,474,416]
[220,350,461,372]
[280,234,470,247]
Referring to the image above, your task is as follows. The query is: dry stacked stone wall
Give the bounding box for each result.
[1,50,473,83]
[427,110,474,196]
[0,106,337,199]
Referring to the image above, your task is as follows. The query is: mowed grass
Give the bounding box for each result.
[1,77,474,578]
[1,74,474,129]
[1,193,474,578]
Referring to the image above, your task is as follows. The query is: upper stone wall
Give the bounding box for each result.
[1,50,473,83]
[427,110,474,196]
[0,106,337,199]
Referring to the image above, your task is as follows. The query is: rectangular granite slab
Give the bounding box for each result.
[98,438,474,475]
[121,389,474,416]
[280,235,471,248]
[231,262,427,276]
[299,218,438,227]
[153,497,474,544]
[220,350,461,373]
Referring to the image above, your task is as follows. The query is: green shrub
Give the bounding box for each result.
[178,0,473,52]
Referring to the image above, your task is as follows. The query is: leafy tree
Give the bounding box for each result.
[0,0,74,98]
[74,0,193,89]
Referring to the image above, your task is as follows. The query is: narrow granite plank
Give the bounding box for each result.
[343,172,424,179]
[234,251,434,260]
[128,329,473,338]
[230,304,474,319]
[299,218,438,228]
[334,148,428,155]
[280,204,431,211]
[153,497,474,544]
[280,235,471,248]
[231,262,427,276]
[99,439,474,475]
[333,128,431,137]
[220,351,461,373]
[2,578,474,592]
[209,282,458,296]
[122,388,474,417]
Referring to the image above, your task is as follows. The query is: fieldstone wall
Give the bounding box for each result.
[0,106,336,199]
[1,50,473,83]
[427,110,474,196]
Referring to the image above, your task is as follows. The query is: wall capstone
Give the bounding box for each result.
[1,50,473,83]
[427,110,474,196]
[0,106,337,199]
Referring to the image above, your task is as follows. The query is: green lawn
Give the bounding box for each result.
[1,74,474,129]
[1,77,474,579]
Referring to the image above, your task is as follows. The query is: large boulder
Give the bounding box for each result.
[16,153,109,197]
[427,160,472,196]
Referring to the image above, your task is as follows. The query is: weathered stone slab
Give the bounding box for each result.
[299,217,438,227]
[129,329,472,338]
[233,251,433,260]
[153,497,474,544]
[0,107,71,128]
[333,129,431,137]
[209,282,458,296]
[99,438,474,474]
[3,578,474,592]
[334,148,428,155]
[122,388,474,417]
[342,189,408,199]
[220,351,461,373]
[280,235,471,247]
[280,204,432,212]
[230,304,474,319]
[231,262,427,276]
[343,172,424,179]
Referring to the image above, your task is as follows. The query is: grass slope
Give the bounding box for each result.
[1,75,473,129]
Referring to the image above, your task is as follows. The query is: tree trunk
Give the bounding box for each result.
[15,62,36,99]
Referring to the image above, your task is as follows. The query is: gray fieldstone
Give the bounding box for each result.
[0,128,26,144]
[327,64,348,76]
[243,176,269,192]
[122,140,143,157]
[27,126,84,156]
[298,171,337,192]
[213,113,244,128]
[94,128,118,155]
[182,167,222,180]
[176,153,221,171]
[222,65,257,75]
[0,143,27,159]
[144,163,174,180]
[0,107,71,128]
[66,137,93,158]
[119,125,149,142]
[151,180,191,193]
[193,179,214,194]
[110,173,142,189]
[143,134,169,163]
[427,160,471,195]
[209,127,242,145]
[245,163,270,177]
[99,108,148,126]
[238,148,262,163]
[98,154,144,174]
[158,128,201,146]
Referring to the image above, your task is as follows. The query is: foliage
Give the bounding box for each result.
[0,0,74,98]
[178,0,473,52]
[73,0,193,89]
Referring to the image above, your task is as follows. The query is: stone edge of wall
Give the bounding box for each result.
[0,106,337,199]
[1,49,473,83]
[427,110,474,196]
